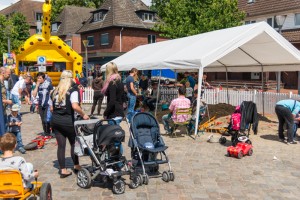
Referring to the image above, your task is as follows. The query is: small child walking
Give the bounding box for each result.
[0,133,38,188]
[7,104,26,154]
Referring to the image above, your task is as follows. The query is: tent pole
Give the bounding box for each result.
[261,65,265,116]
[217,60,229,104]
[225,66,229,104]
[194,67,203,138]
[155,69,162,118]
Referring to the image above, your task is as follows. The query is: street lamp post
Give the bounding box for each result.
[275,15,287,93]
[82,40,89,78]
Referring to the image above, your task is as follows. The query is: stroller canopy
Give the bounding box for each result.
[94,124,125,146]
[131,113,159,134]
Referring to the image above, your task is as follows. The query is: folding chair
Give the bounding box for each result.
[171,107,192,136]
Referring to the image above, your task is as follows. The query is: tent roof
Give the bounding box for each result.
[101,22,300,72]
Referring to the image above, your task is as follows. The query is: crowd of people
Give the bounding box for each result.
[2,63,300,192]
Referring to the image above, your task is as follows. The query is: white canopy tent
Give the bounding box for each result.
[101,22,300,136]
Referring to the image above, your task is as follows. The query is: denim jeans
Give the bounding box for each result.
[11,94,20,107]
[126,93,136,123]
[108,117,123,126]
[162,114,172,132]
[12,131,24,150]
[293,123,298,140]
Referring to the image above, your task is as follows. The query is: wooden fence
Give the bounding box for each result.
[82,87,300,114]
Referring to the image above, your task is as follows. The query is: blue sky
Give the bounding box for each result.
[0,0,152,11]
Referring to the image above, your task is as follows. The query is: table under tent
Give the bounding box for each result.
[101,21,300,137]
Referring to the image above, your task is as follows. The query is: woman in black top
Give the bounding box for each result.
[101,62,124,125]
[50,70,89,178]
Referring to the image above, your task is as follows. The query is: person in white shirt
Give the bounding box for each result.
[11,75,31,108]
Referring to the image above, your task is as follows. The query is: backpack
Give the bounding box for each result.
[231,113,241,131]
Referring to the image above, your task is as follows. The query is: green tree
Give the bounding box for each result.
[51,0,104,22]
[0,13,30,64]
[152,0,245,39]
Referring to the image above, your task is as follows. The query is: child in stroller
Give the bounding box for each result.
[219,106,251,146]
[74,118,140,194]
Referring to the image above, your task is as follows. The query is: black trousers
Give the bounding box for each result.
[38,106,51,135]
[91,91,104,115]
[52,123,79,169]
[275,105,294,142]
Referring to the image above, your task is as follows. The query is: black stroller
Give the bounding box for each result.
[128,112,174,184]
[74,119,140,194]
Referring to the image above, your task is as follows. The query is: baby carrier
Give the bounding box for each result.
[74,119,140,194]
[128,112,175,184]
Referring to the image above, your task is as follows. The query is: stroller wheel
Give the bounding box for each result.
[219,137,227,145]
[248,148,253,156]
[77,168,92,189]
[129,175,141,189]
[138,174,144,186]
[169,171,175,181]
[162,171,170,182]
[112,179,125,194]
[143,174,149,185]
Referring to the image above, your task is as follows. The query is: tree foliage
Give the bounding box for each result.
[0,13,30,62]
[152,0,245,39]
[51,0,104,21]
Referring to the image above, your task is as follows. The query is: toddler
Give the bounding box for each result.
[185,81,193,102]
[0,133,38,188]
[7,104,26,154]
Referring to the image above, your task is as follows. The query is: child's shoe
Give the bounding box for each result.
[18,147,26,154]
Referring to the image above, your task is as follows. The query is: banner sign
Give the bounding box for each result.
[3,53,16,69]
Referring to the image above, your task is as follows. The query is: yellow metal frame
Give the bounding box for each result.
[171,107,192,136]
[0,170,43,200]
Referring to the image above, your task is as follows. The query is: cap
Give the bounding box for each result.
[11,104,20,111]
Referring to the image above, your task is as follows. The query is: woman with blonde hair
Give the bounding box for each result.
[50,70,89,178]
[101,62,125,125]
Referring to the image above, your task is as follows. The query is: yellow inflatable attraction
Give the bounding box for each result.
[16,0,82,86]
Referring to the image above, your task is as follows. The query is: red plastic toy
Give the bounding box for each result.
[227,142,253,159]
[24,136,53,150]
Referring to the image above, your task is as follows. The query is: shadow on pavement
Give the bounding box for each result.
[260,134,280,142]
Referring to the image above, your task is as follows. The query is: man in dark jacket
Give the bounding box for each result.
[91,73,104,115]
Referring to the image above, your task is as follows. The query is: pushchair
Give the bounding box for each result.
[74,119,140,194]
[219,105,252,146]
[128,112,174,184]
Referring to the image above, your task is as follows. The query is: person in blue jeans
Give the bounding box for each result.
[125,68,138,123]
[7,104,26,154]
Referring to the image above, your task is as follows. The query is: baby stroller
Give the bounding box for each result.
[219,106,252,146]
[128,112,174,184]
[74,119,140,194]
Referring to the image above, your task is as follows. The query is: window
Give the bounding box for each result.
[36,12,42,21]
[51,23,58,32]
[247,0,255,3]
[267,18,273,27]
[93,12,104,22]
[273,17,279,28]
[295,13,300,26]
[36,21,42,34]
[143,13,154,22]
[148,35,156,44]
[87,36,94,47]
[65,40,72,47]
[245,20,256,25]
[100,33,109,45]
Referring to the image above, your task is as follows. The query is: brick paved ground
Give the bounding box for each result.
[16,105,300,200]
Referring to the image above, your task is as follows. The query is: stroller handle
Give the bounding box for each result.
[74,119,100,126]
